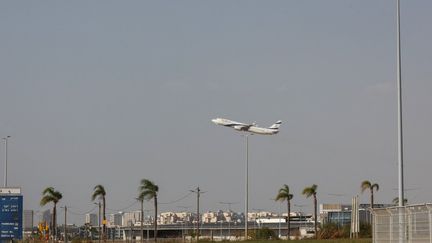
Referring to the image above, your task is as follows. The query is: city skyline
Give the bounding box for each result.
[1,1,432,226]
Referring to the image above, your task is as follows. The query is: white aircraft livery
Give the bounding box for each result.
[212,118,281,135]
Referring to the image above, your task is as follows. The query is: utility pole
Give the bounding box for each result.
[64,206,67,243]
[190,187,205,241]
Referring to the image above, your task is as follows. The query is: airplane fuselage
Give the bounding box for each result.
[247,126,279,135]
[212,118,280,135]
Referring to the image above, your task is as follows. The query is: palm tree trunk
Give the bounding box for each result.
[370,189,374,209]
[53,203,57,241]
[141,200,144,243]
[154,196,158,242]
[314,195,317,239]
[103,197,106,242]
[287,200,290,240]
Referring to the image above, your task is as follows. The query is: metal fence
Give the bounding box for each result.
[372,204,432,243]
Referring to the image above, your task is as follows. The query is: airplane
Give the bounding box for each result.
[212,118,281,135]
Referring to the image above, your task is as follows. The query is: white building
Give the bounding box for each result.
[160,212,178,225]
[108,213,123,226]
[222,211,234,222]
[175,212,194,223]
[85,213,98,226]
[202,211,223,223]
[123,211,142,226]
[248,211,276,221]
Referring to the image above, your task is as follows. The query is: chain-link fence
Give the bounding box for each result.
[372,204,432,243]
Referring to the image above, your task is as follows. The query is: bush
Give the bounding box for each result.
[359,223,372,238]
[249,227,278,240]
[319,223,350,239]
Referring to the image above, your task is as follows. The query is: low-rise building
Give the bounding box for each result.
[160,212,178,225]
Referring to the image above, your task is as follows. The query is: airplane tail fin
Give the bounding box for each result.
[269,120,282,129]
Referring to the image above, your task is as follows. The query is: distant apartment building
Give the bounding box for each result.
[160,212,178,225]
[123,211,142,226]
[222,211,234,222]
[23,210,34,231]
[175,212,194,223]
[202,211,219,223]
[248,211,276,221]
[85,213,98,226]
[108,212,123,226]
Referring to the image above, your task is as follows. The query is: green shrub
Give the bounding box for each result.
[249,227,278,240]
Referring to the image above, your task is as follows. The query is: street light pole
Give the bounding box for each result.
[2,136,11,187]
[94,202,101,243]
[396,1,405,242]
[244,134,251,240]
[396,0,404,209]
[61,206,67,243]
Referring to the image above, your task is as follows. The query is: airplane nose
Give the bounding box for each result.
[211,119,217,124]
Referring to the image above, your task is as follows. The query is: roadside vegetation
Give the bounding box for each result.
[34,180,378,242]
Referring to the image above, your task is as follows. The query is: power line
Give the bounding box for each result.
[159,191,194,205]
[106,201,139,212]
[67,205,98,216]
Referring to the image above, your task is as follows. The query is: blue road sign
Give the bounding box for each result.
[0,195,23,240]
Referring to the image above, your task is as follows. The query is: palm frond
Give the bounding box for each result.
[42,187,55,195]
[275,184,293,202]
[138,179,158,201]
[40,195,56,206]
[92,184,106,201]
[52,191,63,201]
[41,187,62,206]
[361,180,372,193]
[302,184,317,198]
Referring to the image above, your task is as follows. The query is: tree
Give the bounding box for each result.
[392,197,408,205]
[275,184,294,240]
[302,184,318,239]
[139,179,159,242]
[40,187,63,240]
[91,185,106,241]
[361,181,379,208]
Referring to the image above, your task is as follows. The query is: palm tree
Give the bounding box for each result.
[40,187,63,240]
[392,197,408,205]
[139,179,159,242]
[361,180,379,208]
[302,184,318,239]
[91,185,106,241]
[275,184,294,240]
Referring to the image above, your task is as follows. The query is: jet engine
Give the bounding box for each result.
[233,125,246,131]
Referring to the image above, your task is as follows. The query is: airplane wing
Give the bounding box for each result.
[225,122,253,131]
[212,118,253,131]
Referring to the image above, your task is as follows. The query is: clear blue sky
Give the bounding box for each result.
[1,1,431,224]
